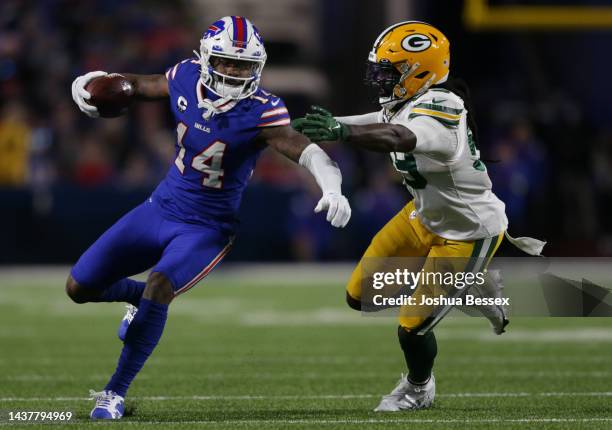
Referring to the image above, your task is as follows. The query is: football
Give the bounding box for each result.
[85,73,134,118]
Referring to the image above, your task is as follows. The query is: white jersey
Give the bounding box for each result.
[338,87,508,241]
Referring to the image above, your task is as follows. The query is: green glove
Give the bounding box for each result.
[294,106,350,142]
[308,105,333,117]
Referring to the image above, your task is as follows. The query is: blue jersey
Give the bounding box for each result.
[152,58,290,231]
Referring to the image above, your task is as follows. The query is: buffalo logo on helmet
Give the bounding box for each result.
[204,20,225,39]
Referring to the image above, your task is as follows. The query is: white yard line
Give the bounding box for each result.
[1,354,609,365]
[2,370,610,383]
[3,391,612,402]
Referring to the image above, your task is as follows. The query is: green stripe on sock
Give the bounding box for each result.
[464,238,485,273]
[484,235,499,260]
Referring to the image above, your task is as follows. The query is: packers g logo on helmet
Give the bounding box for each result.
[365,21,450,104]
[401,34,432,52]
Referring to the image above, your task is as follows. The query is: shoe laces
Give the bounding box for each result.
[89,390,114,408]
[125,305,137,323]
[385,373,411,398]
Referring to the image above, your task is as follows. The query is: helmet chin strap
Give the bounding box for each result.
[379,62,420,112]
[198,96,238,120]
[197,78,238,120]
[381,68,438,113]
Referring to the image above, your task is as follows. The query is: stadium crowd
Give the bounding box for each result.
[1,0,610,260]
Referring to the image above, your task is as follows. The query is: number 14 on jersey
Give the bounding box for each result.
[174,123,226,189]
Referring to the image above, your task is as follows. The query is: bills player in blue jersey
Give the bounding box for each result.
[69,16,351,420]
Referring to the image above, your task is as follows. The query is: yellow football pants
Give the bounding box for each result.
[346,201,503,332]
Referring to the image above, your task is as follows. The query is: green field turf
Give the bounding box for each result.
[1,267,612,429]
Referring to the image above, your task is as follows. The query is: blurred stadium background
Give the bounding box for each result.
[2,0,612,264]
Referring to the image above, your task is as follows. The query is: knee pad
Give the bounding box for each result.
[65,275,89,303]
[346,292,362,311]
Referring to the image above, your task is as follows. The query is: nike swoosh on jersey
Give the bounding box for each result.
[271,98,280,106]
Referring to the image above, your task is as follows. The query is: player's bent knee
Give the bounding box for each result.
[346,292,362,311]
[65,275,88,304]
[143,272,175,305]
[398,317,424,333]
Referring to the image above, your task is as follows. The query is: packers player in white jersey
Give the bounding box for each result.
[293,21,545,411]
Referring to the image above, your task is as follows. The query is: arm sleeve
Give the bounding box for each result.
[298,143,342,195]
[335,111,381,126]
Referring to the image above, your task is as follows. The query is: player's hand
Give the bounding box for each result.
[299,106,349,142]
[315,192,351,228]
[291,106,333,133]
[293,106,349,142]
[71,71,108,118]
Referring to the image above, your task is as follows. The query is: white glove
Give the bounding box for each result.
[315,192,351,228]
[71,70,108,118]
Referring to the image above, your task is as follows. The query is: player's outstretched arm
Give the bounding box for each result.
[71,72,168,118]
[340,122,416,153]
[121,74,169,100]
[258,125,351,228]
[293,106,416,153]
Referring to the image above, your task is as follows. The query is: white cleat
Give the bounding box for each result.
[117,304,138,342]
[89,389,125,420]
[374,373,435,412]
